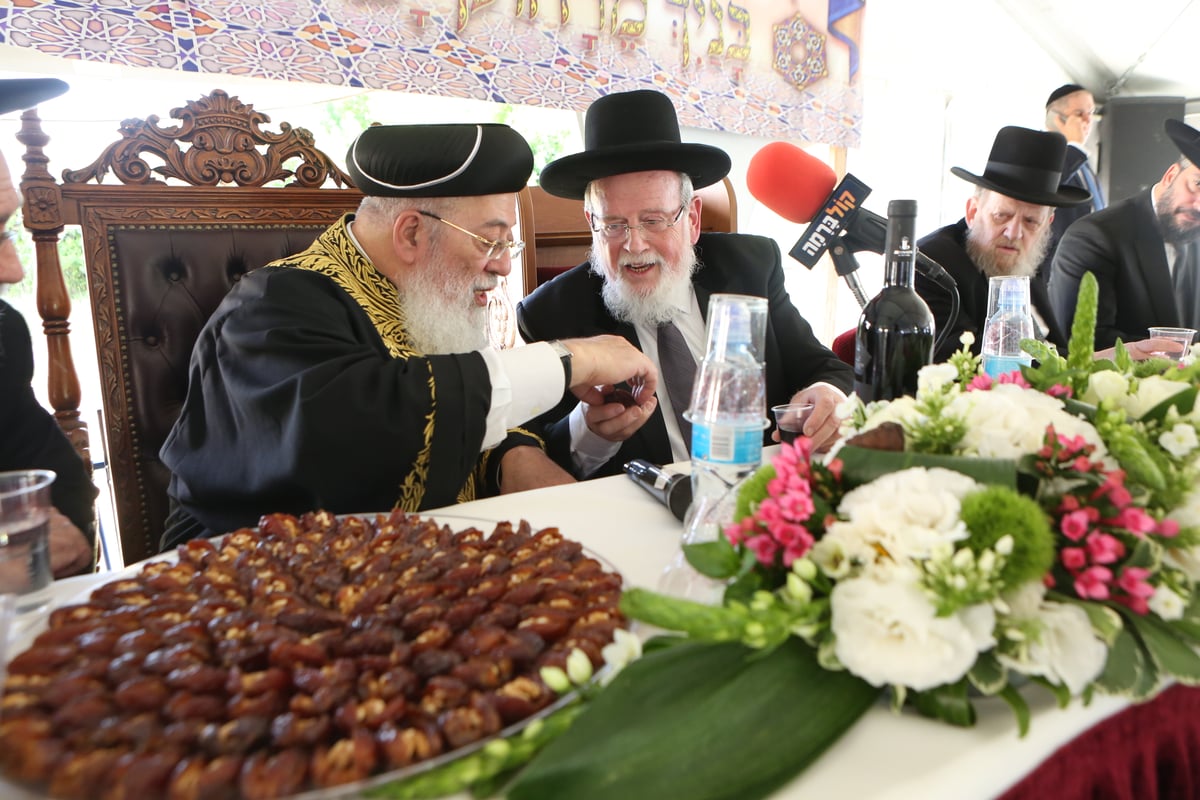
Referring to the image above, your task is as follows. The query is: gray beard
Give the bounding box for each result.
[964,225,1049,280]
[591,245,700,327]
[1157,210,1200,246]
[399,252,490,355]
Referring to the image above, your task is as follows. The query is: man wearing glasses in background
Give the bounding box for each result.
[516,90,851,480]
[1036,84,1106,287]
[160,123,658,548]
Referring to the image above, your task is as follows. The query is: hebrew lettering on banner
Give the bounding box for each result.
[0,0,864,143]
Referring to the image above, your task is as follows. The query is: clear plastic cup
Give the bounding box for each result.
[1147,327,1197,361]
[772,403,816,445]
[0,470,56,615]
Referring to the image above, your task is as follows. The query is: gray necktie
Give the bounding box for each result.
[657,321,696,452]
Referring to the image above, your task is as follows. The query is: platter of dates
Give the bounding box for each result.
[0,510,627,800]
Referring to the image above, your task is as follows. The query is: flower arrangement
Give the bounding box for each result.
[490,274,1200,800]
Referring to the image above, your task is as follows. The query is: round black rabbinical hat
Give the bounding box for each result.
[0,78,68,116]
[950,126,1092,207]
[1165,118,1200,167]
[346,123,534,197]
[538,89,731,200]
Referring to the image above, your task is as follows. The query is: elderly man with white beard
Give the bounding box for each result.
[160,122,659,549]
[915,126,1091,363]
[516,90,852,479]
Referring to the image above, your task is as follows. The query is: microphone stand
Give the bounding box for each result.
[828,240,870,309]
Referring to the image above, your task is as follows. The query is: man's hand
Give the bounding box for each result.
[498,446,577,494]
[1098,337,1192,362]
[582,386,659,443]
[772,383,847,452]
[560,336,659,409]
[48,508,93,578]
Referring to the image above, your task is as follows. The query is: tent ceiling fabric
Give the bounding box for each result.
[996,0,1199,104]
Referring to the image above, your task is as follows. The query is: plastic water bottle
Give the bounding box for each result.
[660,295,767,601]
[981,276,1035,378]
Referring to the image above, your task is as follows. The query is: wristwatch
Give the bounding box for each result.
[548,340,573,388]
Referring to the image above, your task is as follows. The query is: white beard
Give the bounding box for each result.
[592,244,699,327]
[965,225,1049,280]
[399,250,491,355]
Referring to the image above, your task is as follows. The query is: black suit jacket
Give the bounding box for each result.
[1035,146,1102,288]
[515,233,852,477]
[917,220,1067,363]
[1049,190,1195,349]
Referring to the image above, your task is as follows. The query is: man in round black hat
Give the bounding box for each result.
[160,122,658,547]
[0,77,97,576]
[516,89,852,478]
[1050,118,1200,349]
[916,125,1091,362]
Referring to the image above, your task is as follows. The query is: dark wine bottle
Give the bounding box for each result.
[853,199,935,402]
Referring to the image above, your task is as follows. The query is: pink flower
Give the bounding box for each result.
[1157,519,1181,538]
[745,534,779,566]
[1085,532,1126,564]
[724,519,751,547]
[997,372,1031,388]
[967,374,994,391]
[1115,567,1155,615]
[1061,546,1088,571]
[1046,383,1073,398]
[1060,510,1093,542]
[1111,506,1156,536]
[1074,566,1113,600]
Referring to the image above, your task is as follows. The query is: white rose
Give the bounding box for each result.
[917,363,959,395]
[1124,375,1190,420]
[1082,370,1130,405]
[951,384,1106,460]
[997,582,1107,695]
[1149,585,1186,621]
[1160,423,1199,459]
[833,468,976,564]
[832,574,990,691]
[1166,490,1200,534]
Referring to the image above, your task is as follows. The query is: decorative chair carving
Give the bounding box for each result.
[18,90,364,567]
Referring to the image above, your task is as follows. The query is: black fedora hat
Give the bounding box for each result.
[0,78,68,116]
[1165,118,1200,166]
[539,90,731,200]
[950,126,1091,207]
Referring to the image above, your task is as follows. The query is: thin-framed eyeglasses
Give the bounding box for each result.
[417,210,525,261]
[1058,108,1097,121]
[590,203,687,242]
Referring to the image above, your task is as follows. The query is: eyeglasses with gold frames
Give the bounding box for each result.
[418,210,525,261]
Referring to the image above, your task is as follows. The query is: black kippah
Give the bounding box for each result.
[346,123,533,197]
[1046,84,1086,108]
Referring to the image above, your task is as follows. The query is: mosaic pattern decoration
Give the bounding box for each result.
[0,0,864,144]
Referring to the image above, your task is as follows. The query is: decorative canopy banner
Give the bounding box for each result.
[0,0,864,144]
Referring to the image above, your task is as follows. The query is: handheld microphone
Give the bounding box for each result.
[746,142,957,306]
[624,460,691,522]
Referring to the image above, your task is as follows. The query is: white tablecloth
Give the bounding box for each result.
[9,457,1132,799]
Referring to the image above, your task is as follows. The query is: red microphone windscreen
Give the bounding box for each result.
[746,141,838,224]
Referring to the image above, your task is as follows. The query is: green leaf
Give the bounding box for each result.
[1066,271,1099,375]
[684,539,741,579]
[997,683,1032,737]
[909,680,976,727]
[1093,626,1148,695]
[507,638,880,800]
[1140,384,1197,423]
[967,651,1007,695]
[837,446,1017,489]
[1127,612,1200,684]
[1048,592,1124,646]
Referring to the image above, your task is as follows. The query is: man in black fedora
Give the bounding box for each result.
[160,122,660,547]
[916,125,1091,362]
[0,77,96,576]
[516,89,851,479]
[1050,118,1200,349]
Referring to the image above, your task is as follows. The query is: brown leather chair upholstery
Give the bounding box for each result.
[19,90,362,566]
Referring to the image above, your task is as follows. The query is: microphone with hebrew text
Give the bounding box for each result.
[624,460,691,522]
[746,142,958,309]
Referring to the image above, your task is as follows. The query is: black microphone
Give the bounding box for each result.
[624,460,691,521]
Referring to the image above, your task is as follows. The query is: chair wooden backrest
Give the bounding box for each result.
[18,90,363,566]
[526,176,738,286]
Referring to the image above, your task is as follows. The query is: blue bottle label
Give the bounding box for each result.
[982,354,1031,379]
[692,423,763,465]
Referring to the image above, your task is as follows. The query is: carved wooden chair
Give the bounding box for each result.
[17,91,368,567]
